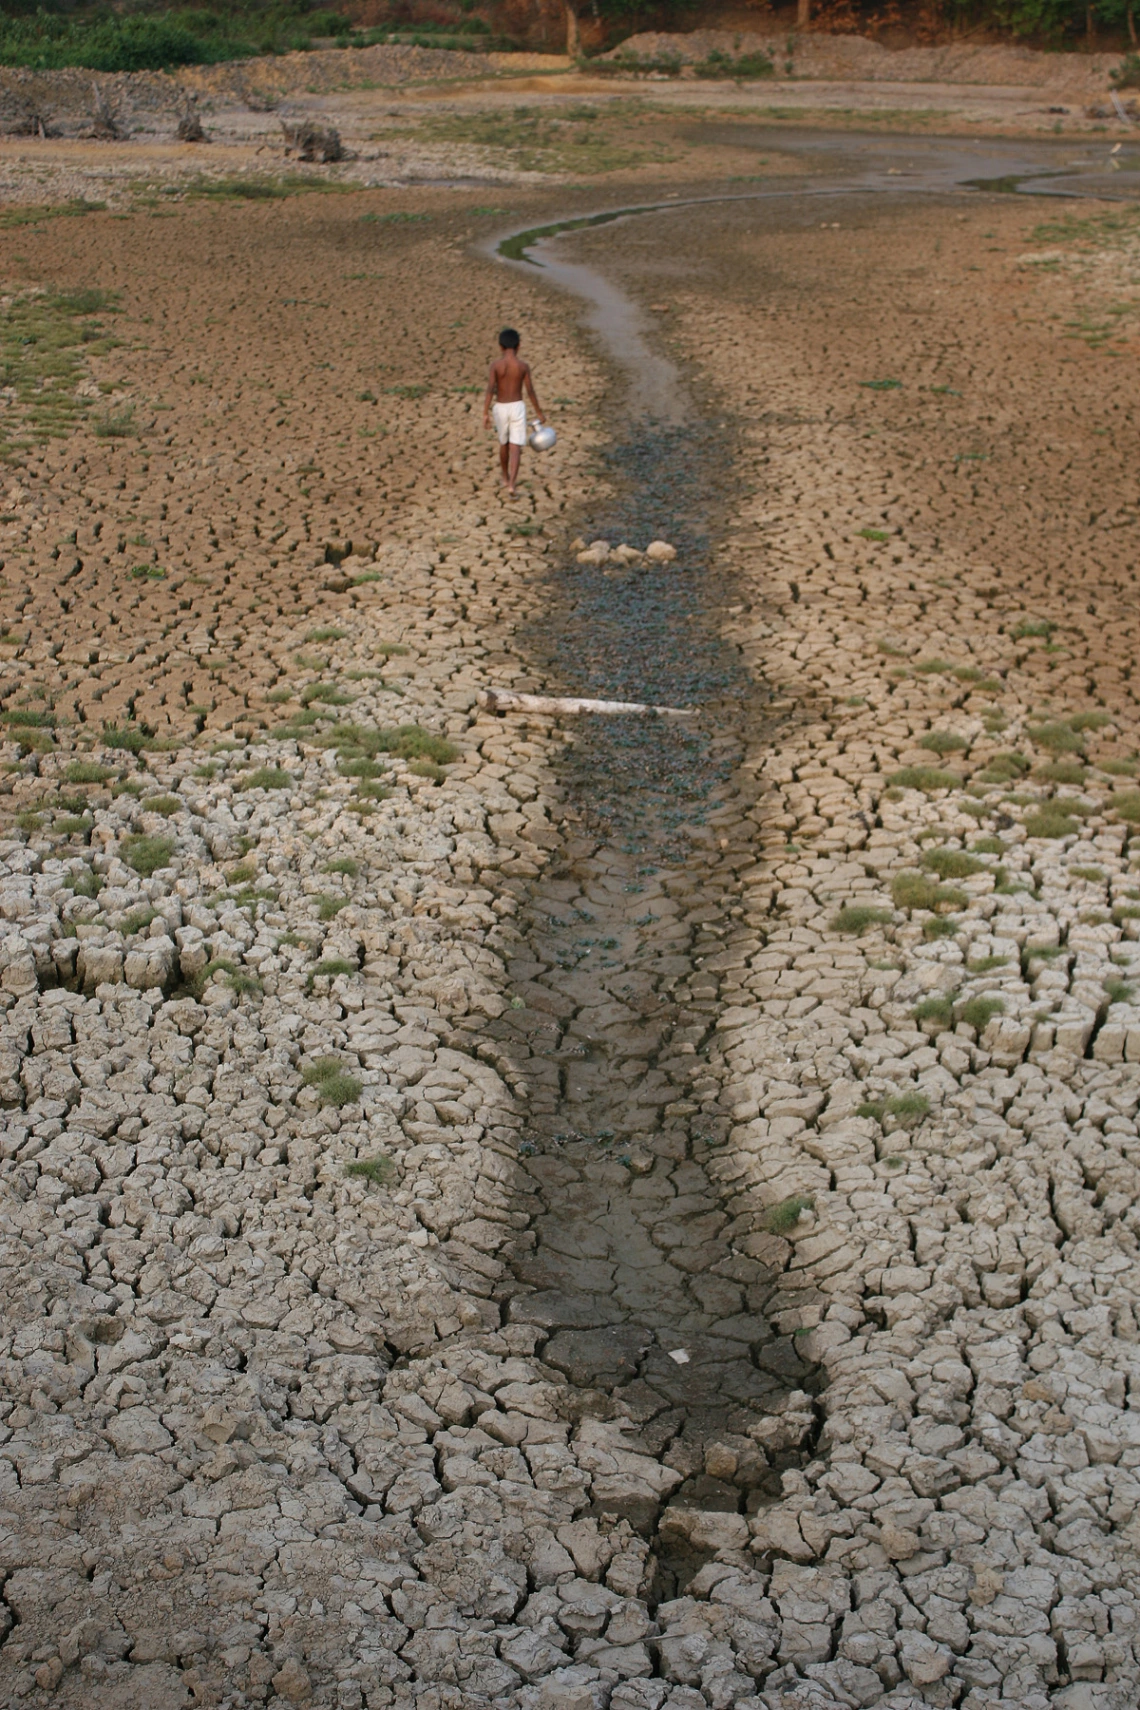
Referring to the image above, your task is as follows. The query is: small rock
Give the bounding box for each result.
[271,1656,313,1704]
[645,540,676,562]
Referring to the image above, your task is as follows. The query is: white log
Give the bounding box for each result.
[478,688,695,718]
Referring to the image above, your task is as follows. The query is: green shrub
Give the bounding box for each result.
[120,834,174,876]
[1112,51,1140,87]
[408,759,446,784]
[64,761,112,784]
[888,766,960,792]
[307,626,346,643]
[693,47,774,77]
[960,995,1004,1033]
[921,848,983,879]
[239,768,294,791]
[323,857,359,875]
[317,894,348,921]
[892,872,968,911]
[856,1101,885,1123]
[919,731,967,755]
[345,1154,396,1186]
[913,658,955,675]
[923,917,960,940]
[300,681,354,706]
[968,954,1009,973]
[339,756,386,778]
[142,795,181,816]
[830,904,893,936]
[63,866,101,898]
[763,1194,814,1234]
[93,405,136,440]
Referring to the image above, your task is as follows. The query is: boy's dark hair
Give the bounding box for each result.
[498,328,520,350]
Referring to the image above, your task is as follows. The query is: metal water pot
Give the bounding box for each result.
[529,421,557,452]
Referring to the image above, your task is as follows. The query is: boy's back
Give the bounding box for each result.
[489,350,529,404]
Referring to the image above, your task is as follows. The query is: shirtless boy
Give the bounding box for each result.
[483,328,544,498]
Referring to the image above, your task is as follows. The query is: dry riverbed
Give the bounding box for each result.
[0,100,1139,1710]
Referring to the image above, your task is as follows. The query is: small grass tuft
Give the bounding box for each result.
[302,1055,363,1107]
[960,995,1004,1033]
[976,752,1029,783]
[142,794,181,816]
[345,1154,396,1186]
[971,835,1005,855]
[375,724,459,765]
[921,847,984,879]
[306,626,346,643]
[1012,617,1054,640]
[763,1193,815,1234]
[892,871,969,911]
[317,893,348,921]
[239,768,294,791]
[919,731,967,755]
[102,723,150,753]
[120,833,174,876]
[1105,976,1134,1005]
[1111,793,1140,823]
[968,954,1009,973]
[914,995,954,1030]
[888,766,960,792]
[1024,802,1080,839]
[886,1090,930,1125]
[923,917,960,940]
[830,904,893,936]
[323,857,359,875]
[306,957,358,991]
[64,761,112,784]
[1028,722,1084,756]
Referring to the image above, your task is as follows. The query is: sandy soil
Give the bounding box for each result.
[2,66,1140,1710]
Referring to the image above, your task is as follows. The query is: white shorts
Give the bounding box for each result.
[492,400,527,446]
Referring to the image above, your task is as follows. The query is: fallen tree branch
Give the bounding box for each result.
[479,688,695,717]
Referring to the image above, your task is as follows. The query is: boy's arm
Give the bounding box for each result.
[522,364,544,421]
[482,361,498,427]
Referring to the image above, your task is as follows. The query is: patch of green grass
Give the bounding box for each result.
[1012,617,1054,641]
[1069,865,1104,882]
[338,756,385,779]
[120,833,174,876]
[919,731,967,755]
[921,848,984,879]
[1024,802,1081,838]
[317,893,348,921]
[63,866,101,898]
[830,904,893,936]
[102,724,150,753]
[1111,793,1140,823]
[888,766,960,793]
[374,724,459,765]
[976,752,1029,784]
[886,1090,930,1125]
[226,970,263,996]
[923,916,960,940]
[914,995,954,1029]
[345,1154,396,1186]
[226,862,257,884]
[1036,760,1086,785]
[302,1055,363,1108]
[860,378,903,391]
[122,906,157,936]
[407,759,447,784]
[960,995,1004,1033]
[1105,976,1134,1005]
[306,626,346,643]
[763,1193,815,1234]
[93,404,136,440]
[265,688,293,704]
[913,658,955,675]
[305,956,358,991]
[1099,758,1137,776]
[1028,722,1084,756]
[300,681,354,707]
[856,1100,885,1123]
[64,761,112,784]
[859,527,890,541]
[971,836,1005,855]
[142,794,181,816]
[409,105,661,177]
[323,857,359,876]
[892,872,969,912]
[374,642,410,658]
[52,814,90,836]
[239,768,294,791]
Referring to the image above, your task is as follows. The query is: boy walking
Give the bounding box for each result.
[483,328,545,498]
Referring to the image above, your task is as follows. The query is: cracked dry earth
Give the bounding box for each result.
[2,171,1140,1710]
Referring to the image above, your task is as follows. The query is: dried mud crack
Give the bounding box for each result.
[4,148,1140,1710]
